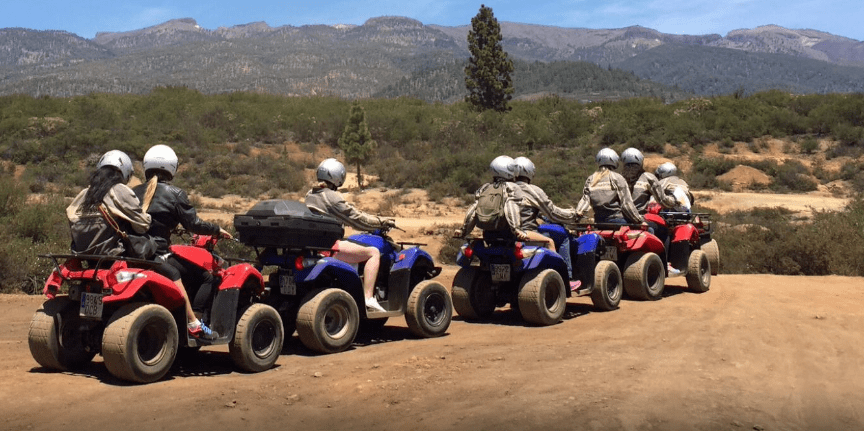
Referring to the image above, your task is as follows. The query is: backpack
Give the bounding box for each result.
[474,182,509,231]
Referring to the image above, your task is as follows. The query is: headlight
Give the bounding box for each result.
[115,271,146,283]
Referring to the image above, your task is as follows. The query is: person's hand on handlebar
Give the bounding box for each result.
[219,228,233,240]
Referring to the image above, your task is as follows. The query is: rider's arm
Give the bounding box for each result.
[525,184,578,224]
[172,187,222,236]
[574,176,592,217]
[319,188,390,232]
[614,176,645,224]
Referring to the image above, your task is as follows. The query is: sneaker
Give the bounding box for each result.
[188,322,219,340]
[365,297,386,313]
[667,263,682,276]
[569,280,582,292]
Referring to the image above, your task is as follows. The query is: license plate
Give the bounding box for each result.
[491,264,510,282]
[279,273,296,295]
[80,292,103,319]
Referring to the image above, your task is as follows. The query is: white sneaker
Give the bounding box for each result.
[667,263,682,276]
[365,297,386,313]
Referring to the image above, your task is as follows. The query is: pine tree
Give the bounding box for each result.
[464,4,514,112]
[338,101,377,189]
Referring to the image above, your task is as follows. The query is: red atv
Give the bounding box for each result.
[28,234,284,383]
[644,203,716,292]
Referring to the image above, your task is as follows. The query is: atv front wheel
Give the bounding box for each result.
[686,250,711,293]
[296,288,359,354]
[451,267,495,320]
[28,297,96,371]
[102,303,178,384]
[230,303,284,372]
[590,261,622,311]
[623,252,665,301]
[517,269,567,326]
[406,280,453,338]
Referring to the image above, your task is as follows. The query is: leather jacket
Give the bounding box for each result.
[132,181,221,254]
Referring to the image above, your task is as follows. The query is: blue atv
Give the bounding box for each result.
[452,231,573,326]
[235,200,452,354]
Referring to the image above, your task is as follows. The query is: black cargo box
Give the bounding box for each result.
[234,200,344,249]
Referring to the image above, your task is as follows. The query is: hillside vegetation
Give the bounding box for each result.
[1,88,863,292]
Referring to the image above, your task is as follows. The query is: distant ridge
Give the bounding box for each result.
[1,17,863,100]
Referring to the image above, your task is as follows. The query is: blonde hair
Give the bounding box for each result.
[589,166,611,187]
[141,175,158,212]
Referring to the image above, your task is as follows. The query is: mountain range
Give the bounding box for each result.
[2,17,864,101]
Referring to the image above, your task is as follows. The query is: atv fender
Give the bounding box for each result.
[170,244,218,272]
[522,248,570,289]
[219,263,264,294]
[644,213,666,227]
[576,233,602,254]
[102,269,186,310]
[300,257,365,300]
[671,224,700,244]
[627,231,666,255]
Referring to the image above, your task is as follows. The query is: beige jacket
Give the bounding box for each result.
[631,171,676,212]
[66,183,152,255]
[304,186,389,232]
[575,168,644,224]
[514,181,578,230]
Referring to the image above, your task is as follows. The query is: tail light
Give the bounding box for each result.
[514,242,524,260]
[295,256,320,270]
[463,245,473,259]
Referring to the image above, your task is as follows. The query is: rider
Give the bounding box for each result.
[304,158,395,313]
[132,144,232,340]
[67,150,152,256]
[620,148,676,213]
[575,148,645,225]
[655,162,693,212]
[513,156,581,290]
[454,155,527,241]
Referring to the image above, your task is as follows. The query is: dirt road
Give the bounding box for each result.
[2,271,863,431]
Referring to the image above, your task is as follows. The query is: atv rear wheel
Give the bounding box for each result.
[702,239,720,275]
[451,267,495,320]
[686,250,711,293]
[590,261,622,311]
[623,252,665,301]
[517,269,567,326]
[230,303,284,372]
[296,288,359,354]
[28,297,96,371]
[406,280,453,338]
[102,303,178,384]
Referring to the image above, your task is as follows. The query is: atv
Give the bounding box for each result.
[643,203,716,291]
[539,221,667,303]
[452,230,592,326]
[28,234,284,384]
[235,199,452,355]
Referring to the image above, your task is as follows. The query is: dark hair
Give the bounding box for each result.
[83,166,124,211]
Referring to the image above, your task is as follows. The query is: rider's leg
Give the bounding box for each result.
[523,230,554,250]
[333,240,380,299]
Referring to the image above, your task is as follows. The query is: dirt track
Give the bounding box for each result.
[2,271,863,431]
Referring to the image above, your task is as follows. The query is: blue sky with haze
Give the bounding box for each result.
[4,0,862,41]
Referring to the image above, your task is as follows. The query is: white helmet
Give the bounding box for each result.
[595,148,619,169]
[489,155,516,181]
[621,148,644,167]
[97,150,133,183]
[316,158,346,187]
[143,144,179,179]
[513,156,535,180]
[655,162,677,179]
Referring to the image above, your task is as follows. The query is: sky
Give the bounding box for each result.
[3,0,863,42]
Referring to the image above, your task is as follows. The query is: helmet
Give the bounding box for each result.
[97,150,133,183]
[621,147,644,167]
[655,162,677,179]
[489,155,516,181]
[595,148,619,169]
[316,158,346,187]
[513,156,535,180]
[143,144,179,179]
